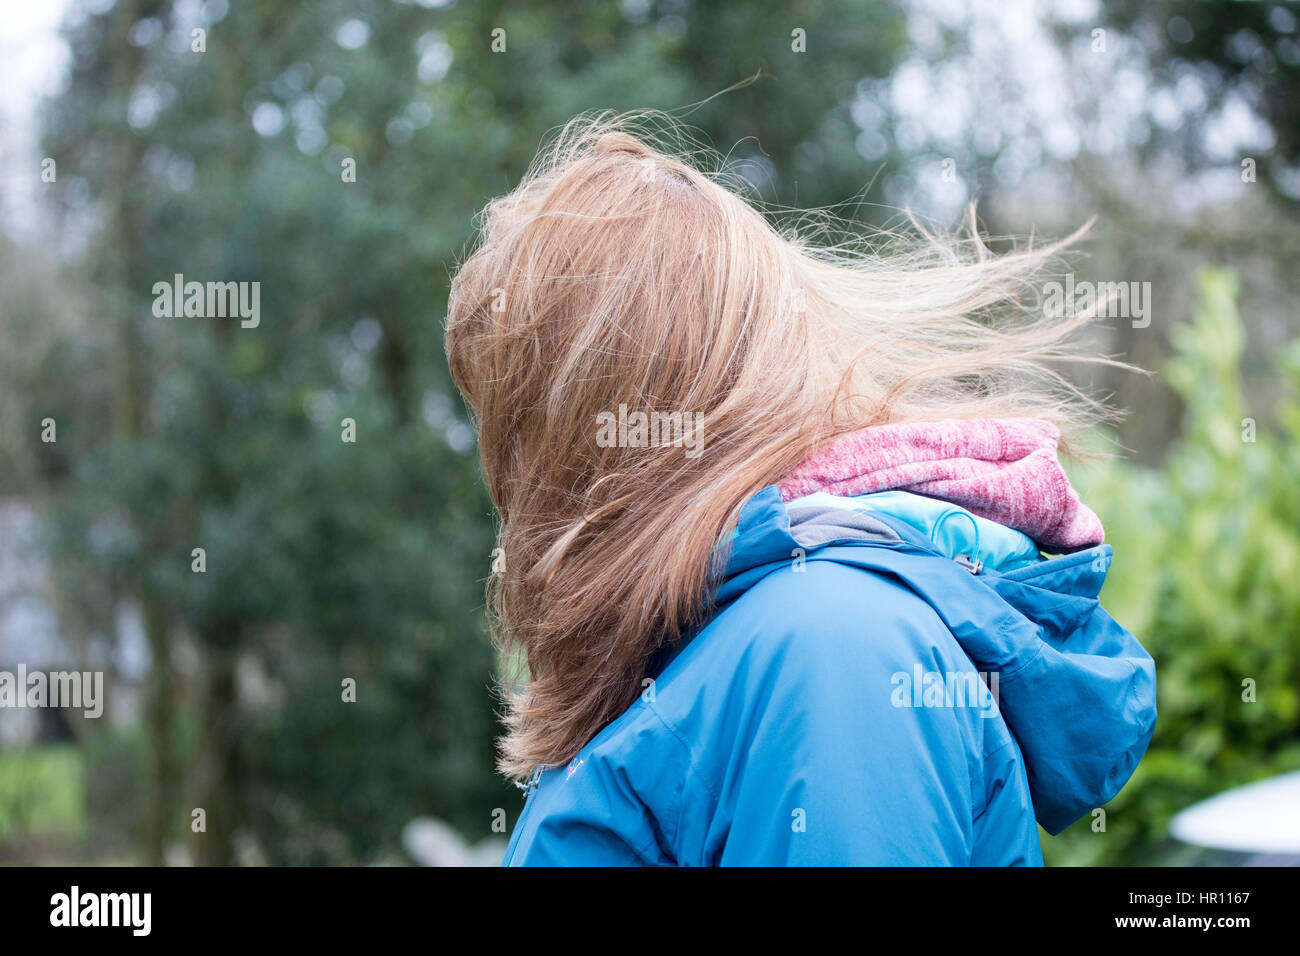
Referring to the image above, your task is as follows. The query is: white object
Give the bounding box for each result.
[1169,771,1300,853]
[401,817,506,867]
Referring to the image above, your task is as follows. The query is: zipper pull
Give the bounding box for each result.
[954,554,984,575]
[515,766,543,798]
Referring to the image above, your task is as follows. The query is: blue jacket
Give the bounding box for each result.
[502,485,1157,865]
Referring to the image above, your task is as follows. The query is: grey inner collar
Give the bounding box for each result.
[785,505,901,550]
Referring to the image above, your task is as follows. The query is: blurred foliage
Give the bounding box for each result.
[1046,267,1300,864]
[8,0,916,866]
[0,745,84,842]
[1,0,1297,866]
[1101,0,1300,200]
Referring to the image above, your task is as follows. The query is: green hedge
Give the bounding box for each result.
[1044,267,1300,865]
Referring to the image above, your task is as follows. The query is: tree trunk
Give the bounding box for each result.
[141,599,175,865]
[190,643,240,866]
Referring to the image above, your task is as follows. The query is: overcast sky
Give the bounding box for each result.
[1,0,1277,244]
[0,0,70,242]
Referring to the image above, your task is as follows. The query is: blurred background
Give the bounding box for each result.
[0,0,1297,866]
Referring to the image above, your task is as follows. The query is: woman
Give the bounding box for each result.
[445,112,1156,866]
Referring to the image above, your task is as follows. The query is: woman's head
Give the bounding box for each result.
[446,110,1111,778]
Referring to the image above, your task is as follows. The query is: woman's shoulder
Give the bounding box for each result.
[520,557,1011,864]
[646,554,999,775]
[692,555,967,675]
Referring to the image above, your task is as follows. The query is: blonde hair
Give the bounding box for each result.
[446,110,1114,779]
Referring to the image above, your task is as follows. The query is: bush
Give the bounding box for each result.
[1045,267,1300,865]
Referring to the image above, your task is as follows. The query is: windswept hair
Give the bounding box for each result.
[446,110,1117,780]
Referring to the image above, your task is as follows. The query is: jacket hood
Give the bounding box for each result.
[710,485,1156,835]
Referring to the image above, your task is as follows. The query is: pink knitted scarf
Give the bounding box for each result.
[779,418,1104,551]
